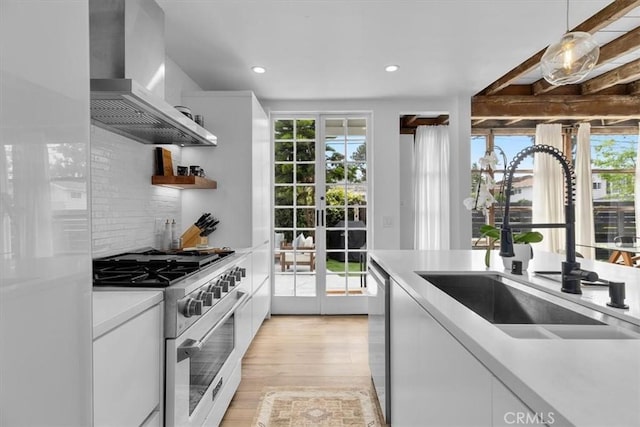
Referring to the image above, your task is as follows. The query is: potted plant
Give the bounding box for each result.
[477,224,543,269]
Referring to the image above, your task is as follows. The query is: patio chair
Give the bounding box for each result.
[280,241,315,272]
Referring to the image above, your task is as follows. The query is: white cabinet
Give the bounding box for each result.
[236,291,253,357]
[390,278,493,426]
[390,278,538,427]
[180,91,270,249]
[252,277,270,337]
[93,299,163,427]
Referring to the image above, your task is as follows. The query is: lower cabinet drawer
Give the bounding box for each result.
[93,304,162,427]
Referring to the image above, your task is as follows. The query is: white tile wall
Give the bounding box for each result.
[91,126,182,257]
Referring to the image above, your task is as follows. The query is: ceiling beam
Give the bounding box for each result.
[472,95,640,119]
[504,118,524,126]
[604,118,635,125]
[480,0,640,96]
[595,25,640,65]
[403,115,418,126]
[581,58,640,94]
[628,80,640,94]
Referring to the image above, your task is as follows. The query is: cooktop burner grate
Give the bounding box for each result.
[93,265,202,287]
[92,248,235,287]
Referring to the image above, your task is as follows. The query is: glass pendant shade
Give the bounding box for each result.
[540,31,600,85]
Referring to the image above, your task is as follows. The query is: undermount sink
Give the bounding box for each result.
[419,273,640,340]
[421,274,603,325]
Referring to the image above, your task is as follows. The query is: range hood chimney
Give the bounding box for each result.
[89,0,216,146]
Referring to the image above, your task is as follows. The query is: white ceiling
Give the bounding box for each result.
[157,0,612,101]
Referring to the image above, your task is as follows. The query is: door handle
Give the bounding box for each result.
[316,209,320,227]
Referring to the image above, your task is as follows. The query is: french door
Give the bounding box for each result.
[271,114,370,314]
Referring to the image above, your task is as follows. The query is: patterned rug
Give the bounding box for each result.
[252,386,384,427]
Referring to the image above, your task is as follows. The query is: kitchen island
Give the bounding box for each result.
[370,249,640,427]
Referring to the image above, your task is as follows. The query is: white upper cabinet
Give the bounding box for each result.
[180,91,270,249]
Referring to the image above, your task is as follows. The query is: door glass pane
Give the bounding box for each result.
[274,208,293,228]
[274,164,293,183]
[324,117,368,296]
[296,208,315,227]
[274,119,294,139]
[274,140,293,161]
[296,141,315,161]
[274,186,293,205]
[274,118,317,297]
[296,119,315,139]
[296,164,315,183]
[295,186,315,206]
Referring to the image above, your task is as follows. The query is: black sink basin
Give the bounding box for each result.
[421,274,604,325]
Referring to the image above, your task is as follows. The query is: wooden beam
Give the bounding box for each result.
[604,118,635,125]
[504,118,524,126]
[436,115,449,125]
[571,0,640,34]
[597,25,640,65]
[532,79,557,95]
[472,95,640,119]
[403,115,418,126]
[481,0,640,95]
[627,80,640,95]
[581,58,640,94]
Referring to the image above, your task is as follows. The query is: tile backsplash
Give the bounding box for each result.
[91,126,182,257]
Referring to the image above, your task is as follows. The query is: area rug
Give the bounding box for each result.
[252,386,384,427]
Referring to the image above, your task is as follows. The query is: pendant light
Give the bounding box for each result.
[540,0,600,85]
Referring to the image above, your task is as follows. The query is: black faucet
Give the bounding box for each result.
[499,144,598,294]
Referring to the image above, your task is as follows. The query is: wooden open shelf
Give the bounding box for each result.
[151,175,217,189]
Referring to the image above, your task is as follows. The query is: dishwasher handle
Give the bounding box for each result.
[368,260,389,289]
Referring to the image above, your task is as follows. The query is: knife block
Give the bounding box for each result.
[180,225,202,249]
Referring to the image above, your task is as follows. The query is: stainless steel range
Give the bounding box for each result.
[93,247,250,427]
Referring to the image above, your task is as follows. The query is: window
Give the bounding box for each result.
[470,129,638,258]
[470,133,534,247]
[589,133,637,258]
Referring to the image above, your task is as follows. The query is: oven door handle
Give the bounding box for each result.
[177,338,203,362]
[176,291,250,362]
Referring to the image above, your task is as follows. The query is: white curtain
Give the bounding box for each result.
[413,125,450,250]
[575,123,595,259]
[533,124,564,253]
[636,124,640,236]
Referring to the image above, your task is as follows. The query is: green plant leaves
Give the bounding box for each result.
[513,231,543,244]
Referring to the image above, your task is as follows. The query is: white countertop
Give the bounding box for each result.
[370,249,640,427]
[93,291,163,339]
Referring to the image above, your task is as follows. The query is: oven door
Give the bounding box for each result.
[165,290,249,427]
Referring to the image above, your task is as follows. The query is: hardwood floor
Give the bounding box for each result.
[220,315,372,426]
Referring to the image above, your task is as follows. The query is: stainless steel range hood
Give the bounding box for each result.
[91,78,217,146]
[89,0,216,146]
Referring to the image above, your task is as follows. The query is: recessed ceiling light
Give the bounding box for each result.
[252,66,266,74]
[385,65,399,72]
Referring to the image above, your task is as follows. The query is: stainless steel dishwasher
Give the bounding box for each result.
[368,259,390,425]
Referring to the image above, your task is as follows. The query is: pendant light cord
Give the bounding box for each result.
[566,0,570,32]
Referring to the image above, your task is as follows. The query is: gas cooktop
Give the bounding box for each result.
[92,248,234,287]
